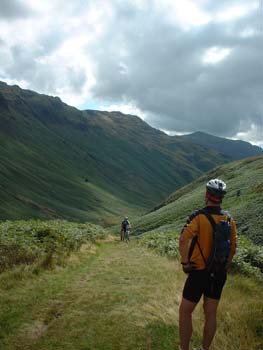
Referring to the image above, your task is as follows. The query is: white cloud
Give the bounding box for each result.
[160,129,188,136]
[98,102,148,120]
[215,2,259,22]
[0,77,30,89]
[202,47,232,64]
[235,123,263,146]
[240,28,258,38]
[156,0,211,30]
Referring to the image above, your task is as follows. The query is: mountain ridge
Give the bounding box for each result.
[181,131,262,159]
[0,80,261,222]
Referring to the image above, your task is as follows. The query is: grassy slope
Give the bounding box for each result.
[182,131,263,160]
[0,240,262,350]
[131,155,263,245]
[0,89,135,223]
[0,81,237,223]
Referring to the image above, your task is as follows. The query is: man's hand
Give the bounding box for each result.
[181,261,196,274]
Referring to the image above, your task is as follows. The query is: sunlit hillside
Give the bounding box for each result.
[132,155,263,245]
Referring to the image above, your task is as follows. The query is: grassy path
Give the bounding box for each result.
[0,240,262,350]
[0,240,183,350]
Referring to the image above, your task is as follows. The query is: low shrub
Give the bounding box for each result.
[0,220,106,272]
[232,235,263,278]
[138,231,263,279]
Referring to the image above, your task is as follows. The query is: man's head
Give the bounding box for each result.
[205,178,227,205]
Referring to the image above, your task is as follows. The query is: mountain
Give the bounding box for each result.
[181,131,262,160]
[0,81,258,223]
[131,155,263,245]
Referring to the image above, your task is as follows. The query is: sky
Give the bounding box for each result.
[0,0,262,146]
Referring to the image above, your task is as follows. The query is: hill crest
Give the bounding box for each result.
[181,131,262,159]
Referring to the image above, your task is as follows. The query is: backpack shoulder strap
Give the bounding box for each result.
[188,235,197,261]
[188,235,207,267]
[200,209,217,231]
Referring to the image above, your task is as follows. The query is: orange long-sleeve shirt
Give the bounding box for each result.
[180,207,237,270]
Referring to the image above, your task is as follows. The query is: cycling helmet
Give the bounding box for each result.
[206,178,227,202]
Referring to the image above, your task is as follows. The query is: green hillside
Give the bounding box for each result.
[132,155,263,246]
[182,131,263,160]
[0,81,231,223]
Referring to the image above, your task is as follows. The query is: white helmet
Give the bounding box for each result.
[206,179,227,199]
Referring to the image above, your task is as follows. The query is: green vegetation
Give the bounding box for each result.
[137,230,263,279]
[0,220,106,273]
[0,153,262,349]
[0,241,262,350]
[132,156,263,243]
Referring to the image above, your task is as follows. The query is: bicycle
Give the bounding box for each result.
[124,229,130,243]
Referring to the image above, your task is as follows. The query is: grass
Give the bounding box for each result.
[131,156,263,244]
[0,241,180,350]
[0,240,262,350]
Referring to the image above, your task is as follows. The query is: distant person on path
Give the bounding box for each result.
[179,179,237,350]
[120,217,131,242]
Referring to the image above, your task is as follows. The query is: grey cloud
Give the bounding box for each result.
[0,41,82,98]
[67,67,87,93]
[0,0,34,19]
[0,15,84,94]
[91,1,263,139]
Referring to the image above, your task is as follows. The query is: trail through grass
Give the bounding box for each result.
[0,240,262,350]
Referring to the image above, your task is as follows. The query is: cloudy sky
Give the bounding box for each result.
[0,0,262,145]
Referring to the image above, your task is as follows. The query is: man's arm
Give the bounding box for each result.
[179,234,198,273]
[179,213,199,272]
[179,235,192,263]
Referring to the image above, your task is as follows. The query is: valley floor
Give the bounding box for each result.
[0,239,262,350]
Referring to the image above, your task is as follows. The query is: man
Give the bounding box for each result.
[120,217,131,242]
[179,179,237,350]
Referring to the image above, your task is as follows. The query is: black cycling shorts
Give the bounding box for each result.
[183,269,227,303]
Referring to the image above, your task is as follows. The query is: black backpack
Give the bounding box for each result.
[188,209,232,273]
[122,219,129,231]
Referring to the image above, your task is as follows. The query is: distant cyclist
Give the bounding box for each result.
[120,217,131,242]
[179,179,237,350]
